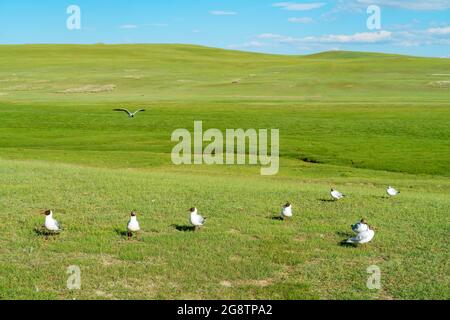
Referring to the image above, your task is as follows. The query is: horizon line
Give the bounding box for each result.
[0,43,447,59]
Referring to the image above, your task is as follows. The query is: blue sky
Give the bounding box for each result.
[0,0,449,57]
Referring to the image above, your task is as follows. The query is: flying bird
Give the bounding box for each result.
[113,108,146,118]
[189,207,206,230]
[281,202,293,220]
[331,189,345,201]
[387,186,400,197]
[42,210,62,233]
[347,219,375,245]
[127,211,141,240]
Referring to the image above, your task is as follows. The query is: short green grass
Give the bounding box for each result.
[0,45,449,300]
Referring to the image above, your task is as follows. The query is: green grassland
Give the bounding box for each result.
[0,45,449,300]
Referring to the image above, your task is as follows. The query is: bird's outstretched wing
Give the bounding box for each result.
[132,109,146,116]
[113,109,132,116]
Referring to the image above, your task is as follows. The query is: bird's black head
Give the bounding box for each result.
[189,207,196,213]
[130,211,137,217]
[42,210,52,216]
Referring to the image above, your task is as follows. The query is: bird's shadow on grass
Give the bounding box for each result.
[114,228,129,238]
[336,231,357,248]
[270,216,284,221]
[34,227,60,238]
[318,199,335,203]
[171,224,196,232]
[339,241,358,248]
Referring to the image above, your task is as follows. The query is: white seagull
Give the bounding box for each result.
[331,189,345,201]
[127,211,141,239]
[189,207,206,230]
[387,186,400,197]
[347,219,375,245]
[281,203,293,220]
[113,108,146,118]
[42,210,62,233]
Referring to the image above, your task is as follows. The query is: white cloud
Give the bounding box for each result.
[428,26,450,35]
[326,0,450,19]
[258,33,298,43]
[288,17,314,24]
[313,31,393,43]
[120,25,139,29]
[356,0,450,11]
[398,40,421,47]
[273,2,326,11]
[210,10,237,15]
[390,27,450,47]
[228,41,269,49]
[259,30,392,44]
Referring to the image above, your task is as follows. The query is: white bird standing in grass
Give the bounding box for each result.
[127,211,141,240]
[113,108,146,118]
[281,202,293,220]
[42,210,62,233]
[331,188,345,201]
[347,219,375,245]
[189,207,206,231]
[387,186,400,197]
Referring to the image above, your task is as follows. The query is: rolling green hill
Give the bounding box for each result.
[0,45,449,300]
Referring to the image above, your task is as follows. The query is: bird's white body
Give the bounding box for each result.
[352,222,369,234]
[44,211,61,232]
[190,209,205,227]
[331,190,345,200]
[281,205,293,219]
[387,187,400,197]
[127,216,141,232]
[347,229,375,244]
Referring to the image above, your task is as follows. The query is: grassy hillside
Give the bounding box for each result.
[1,44,449,104]
[0,45,449,176]
[0,45,449,300]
